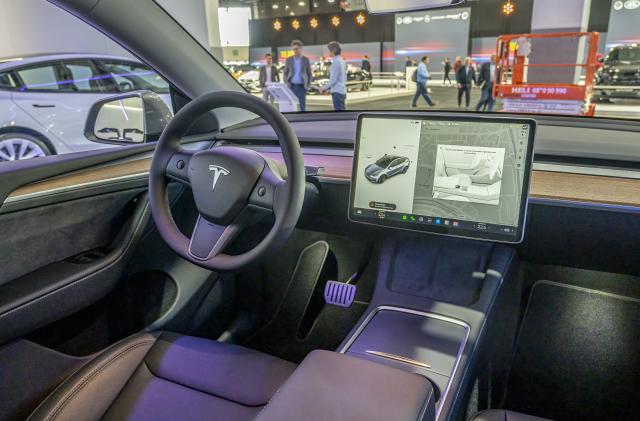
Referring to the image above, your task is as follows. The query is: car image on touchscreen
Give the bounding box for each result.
[364,155,411,184]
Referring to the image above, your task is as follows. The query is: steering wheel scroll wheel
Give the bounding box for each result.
[149,91,305,272]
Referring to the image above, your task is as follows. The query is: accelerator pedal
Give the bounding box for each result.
[324,281,356,308]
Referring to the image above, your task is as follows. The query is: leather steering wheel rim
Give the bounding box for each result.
[148,91,305,272]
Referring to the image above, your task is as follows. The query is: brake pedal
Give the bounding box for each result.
[324,281,356,308]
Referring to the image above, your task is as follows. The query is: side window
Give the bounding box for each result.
[16,64,61,91]
[97,60,170,94]
[0,72,17,89]
[60,60,105,92]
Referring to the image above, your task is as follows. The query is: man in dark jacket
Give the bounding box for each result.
[361,55,371,73]
[443,57,452,85]
[456,56,476,109]
[259,53,280,105]
[476,54,497,112]
[283,40,312,111]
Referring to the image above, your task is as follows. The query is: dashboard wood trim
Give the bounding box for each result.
[8,158,151,200]
[6,153,640,209]
[531,170,640,207]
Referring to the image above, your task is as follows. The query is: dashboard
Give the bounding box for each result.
[2,111,639,276]
[349,115,535,243]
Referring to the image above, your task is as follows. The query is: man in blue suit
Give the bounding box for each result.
[283,40,312,111]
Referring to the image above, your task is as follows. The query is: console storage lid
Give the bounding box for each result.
[256,350,436,421]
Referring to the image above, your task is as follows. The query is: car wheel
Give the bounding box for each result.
[378,175,387,183]
[0,133,52,162]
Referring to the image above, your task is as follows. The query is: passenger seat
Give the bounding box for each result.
[471,409,552,421]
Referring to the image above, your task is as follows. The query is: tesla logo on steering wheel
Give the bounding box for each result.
[208,165,230,192]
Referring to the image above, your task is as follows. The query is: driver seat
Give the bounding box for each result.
[28,332,296,421]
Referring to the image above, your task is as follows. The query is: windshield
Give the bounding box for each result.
[619,47,640,63]
[187,0,640,120]
[2,0,639,165]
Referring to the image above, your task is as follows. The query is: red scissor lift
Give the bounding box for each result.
[493,32,600,116]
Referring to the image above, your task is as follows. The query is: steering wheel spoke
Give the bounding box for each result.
[248,161,285,213]
[165,150,192,185]
[188,215,244,260]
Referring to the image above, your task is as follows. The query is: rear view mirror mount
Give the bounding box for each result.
[365,0,465,14]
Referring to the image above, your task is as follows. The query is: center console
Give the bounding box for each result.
[337,114,535,420]
[259,114,534,421]
[341,307,469,412]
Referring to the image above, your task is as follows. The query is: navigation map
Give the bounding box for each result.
[412,120,528,226]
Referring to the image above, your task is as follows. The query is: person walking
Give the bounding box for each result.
[259,53,280,105]
[443,57,452,85]
[476,54,498,112]
[284,40,312,111]
[322,41,347,111]
[456,56,476,109]
[411,56,436,107]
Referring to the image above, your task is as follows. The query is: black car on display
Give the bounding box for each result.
[364,154,410,183]
[595,45,640,101]
[309,61,372,94]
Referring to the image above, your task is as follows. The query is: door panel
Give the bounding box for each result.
[0,189,150,344]
[0,142,225,349]
[0,190,139,286]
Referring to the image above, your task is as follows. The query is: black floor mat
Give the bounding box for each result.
[239,230,377,363]
[504,280,640,421]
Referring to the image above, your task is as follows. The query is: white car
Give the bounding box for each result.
[0,53,172,162]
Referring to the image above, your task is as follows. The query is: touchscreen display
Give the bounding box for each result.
[349,115,535,243]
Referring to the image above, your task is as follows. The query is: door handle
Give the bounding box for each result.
[32,104,55,108]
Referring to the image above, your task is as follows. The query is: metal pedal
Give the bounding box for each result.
[324,281,356,308]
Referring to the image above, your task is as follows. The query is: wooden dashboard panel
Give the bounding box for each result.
[8,158,151,198]
[531,170,640,207]
[7,153,640,208]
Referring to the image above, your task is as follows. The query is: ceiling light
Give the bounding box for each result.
[355,12,366,26]
[502,0,515,15]
[310,17,319,29]
[328,0,335,3]
[292,19,301,30]
[272,4,279,9]
[290,11,295,15]
[298,1,306,5]
[273,19,282,31]
[331,15,341,27]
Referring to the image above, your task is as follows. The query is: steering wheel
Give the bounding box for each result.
[148,91,305,272]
